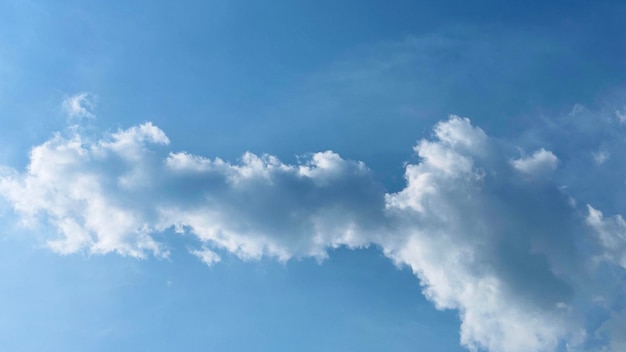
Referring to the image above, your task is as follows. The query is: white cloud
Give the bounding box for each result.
[511,148,558,178]
[190,247,221,266]
[586,205,626,269]
[62,92,95,120]
[385,118,578,352]
[2,114,626,352]
[0,123,382,260]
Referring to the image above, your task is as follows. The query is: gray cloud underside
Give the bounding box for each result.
[1,116,626,352]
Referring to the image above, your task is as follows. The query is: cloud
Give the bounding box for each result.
[615,107,626,124]
[1,114,626,351]
[385,117,581,352]
[592,150,610,165]
[585,205,626,269]
[598,311,626,352]
[0,123,383,260]
[62,92,95,120]
[190,247,221,266]
[511,148,558,178]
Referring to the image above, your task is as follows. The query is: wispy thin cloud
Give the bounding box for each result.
[190,247,221,266]
[62,92,96,120]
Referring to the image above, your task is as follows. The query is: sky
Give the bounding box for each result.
[2,1,626,351]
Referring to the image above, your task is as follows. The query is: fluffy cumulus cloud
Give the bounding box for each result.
[1,110,626,352]
[385,118,575,352]
[511,148,558,178]
[0,123,383,260]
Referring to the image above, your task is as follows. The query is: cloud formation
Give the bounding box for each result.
[511,148,558,178]
[385,118,573,352]
[62,93,96,120]
[1,113,625,352]
[0,123,382,260]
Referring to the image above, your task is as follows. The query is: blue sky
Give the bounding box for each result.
[2,1,626,351]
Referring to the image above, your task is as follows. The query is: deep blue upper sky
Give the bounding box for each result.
[3,0,626,167]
